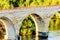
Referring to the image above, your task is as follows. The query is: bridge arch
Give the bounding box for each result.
[19,13,45,36]
[0,17,16,39]
[48,11,60,36]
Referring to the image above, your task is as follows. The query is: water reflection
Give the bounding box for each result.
[20,36,35,40]
[20,35,48,40]
[20,31,60,40]
[1,32,60,40]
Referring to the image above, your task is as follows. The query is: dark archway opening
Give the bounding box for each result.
[19,13,47,40]
[0,17,16,39]
[48,11,60,36]
[19,14,36,36]
[0,19,6,39]
[19,13,45,36]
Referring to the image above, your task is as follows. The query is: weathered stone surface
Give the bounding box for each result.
[0,6,60,39]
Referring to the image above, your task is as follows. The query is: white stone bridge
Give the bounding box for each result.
[0,6,60,39]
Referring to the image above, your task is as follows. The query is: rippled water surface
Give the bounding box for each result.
[1,31,60,40]
[20,31,60,40]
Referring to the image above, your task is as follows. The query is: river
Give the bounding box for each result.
[20,31,60,40]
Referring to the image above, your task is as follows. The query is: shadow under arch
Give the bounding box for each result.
[19,13,45,36]
[48,11,60,36]
[0,16,16,39]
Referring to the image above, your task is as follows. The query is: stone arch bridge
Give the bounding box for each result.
[0,6,60,39]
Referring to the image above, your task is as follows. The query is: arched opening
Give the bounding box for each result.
[0,19,6,39]
[49,11,60,36]
[0,17,16,40]
[30,14,48,38]
[19,14,36,36]
[19,13,46,40]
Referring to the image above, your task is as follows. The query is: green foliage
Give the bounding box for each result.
[0,24,6,37]
[9,0,20,7]
[0,0,20,9]
[0,0,60,9]
[49,12,60,31]
[0,0,10,9]
[20,15,36,35]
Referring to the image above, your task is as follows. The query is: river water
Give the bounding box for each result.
[1,31,60,40]
[20,31,60,40]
